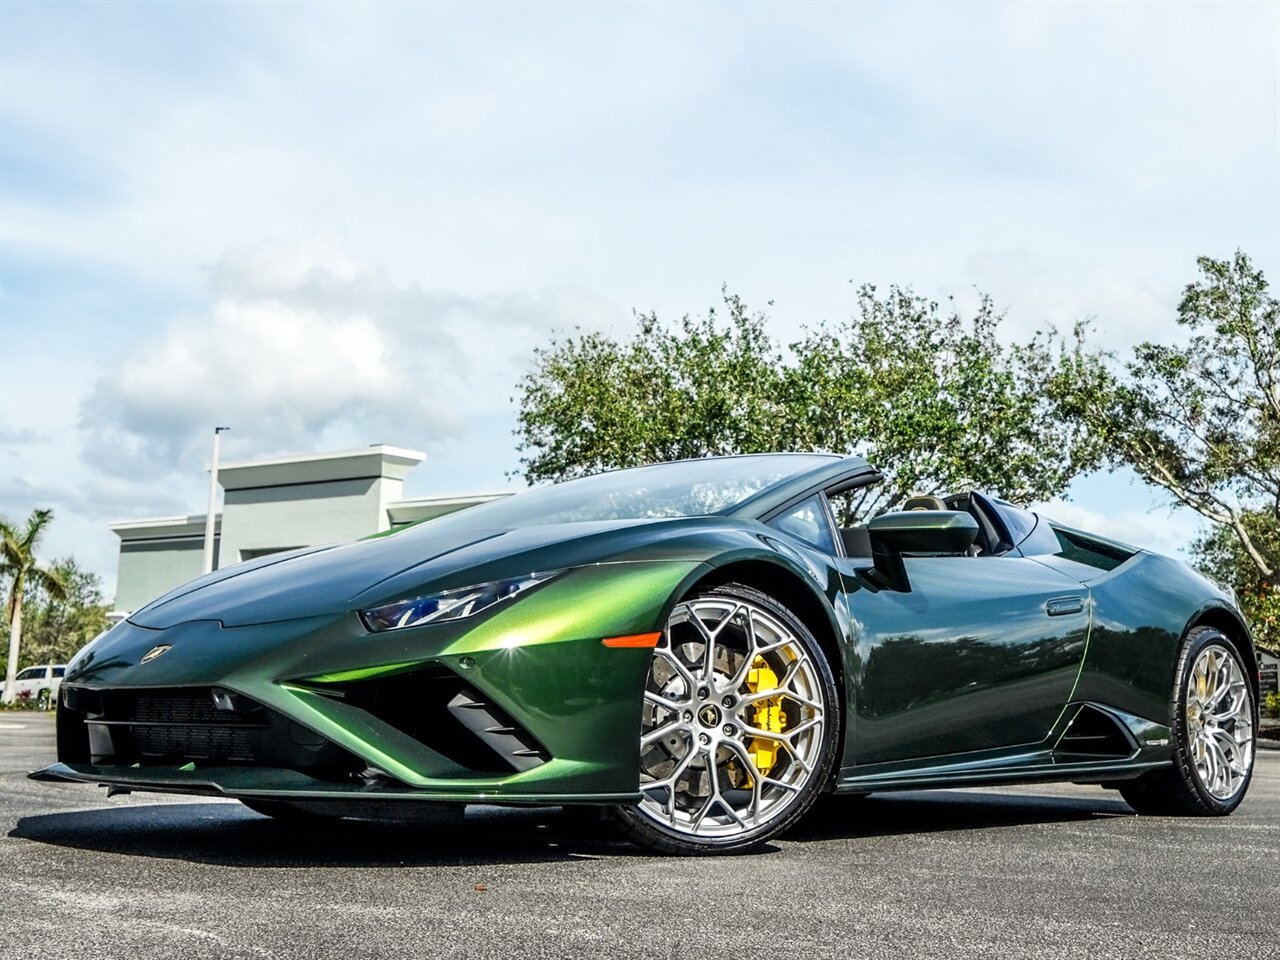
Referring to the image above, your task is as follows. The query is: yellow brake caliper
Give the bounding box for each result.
[744,656,787,777]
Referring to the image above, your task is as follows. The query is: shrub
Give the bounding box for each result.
[1263,691,1280,720]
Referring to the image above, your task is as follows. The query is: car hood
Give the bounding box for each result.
[127,518,701,630]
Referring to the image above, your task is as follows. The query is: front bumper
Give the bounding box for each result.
[34,560,706,805]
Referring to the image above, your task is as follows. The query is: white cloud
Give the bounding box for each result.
[1032,498,1205,560]
[0,422,46,447]
[79,234,623,476]
[958,248,1178,351]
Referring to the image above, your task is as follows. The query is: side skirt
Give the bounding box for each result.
[835,701,1173,793]
[834,756,1168,793]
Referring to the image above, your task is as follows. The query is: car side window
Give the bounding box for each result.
[767,495,837,555]
[15,667,40,681]
[51,667,65,678]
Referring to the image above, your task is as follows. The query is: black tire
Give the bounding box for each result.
[35,688,51,711]
[613,582,841,855]
[240,798,334,822]
[1120,626,1256,816]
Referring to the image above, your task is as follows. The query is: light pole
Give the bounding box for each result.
[202,427,230,574]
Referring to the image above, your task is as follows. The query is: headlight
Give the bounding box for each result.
[359,571,560,633]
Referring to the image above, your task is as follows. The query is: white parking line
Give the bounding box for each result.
[0,723,30,729]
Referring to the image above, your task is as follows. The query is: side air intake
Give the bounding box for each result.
[310,665,550,774]
[1055,704,1135,760]
[446,687,549,772]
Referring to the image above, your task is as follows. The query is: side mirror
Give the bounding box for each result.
[866,510,980,591]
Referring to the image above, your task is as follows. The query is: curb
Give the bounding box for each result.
[1258,719,1280,751]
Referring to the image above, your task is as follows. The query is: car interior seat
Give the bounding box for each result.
[902,494,947,511]
[840,526,873,558]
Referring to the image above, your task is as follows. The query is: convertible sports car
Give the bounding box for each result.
[35,454,1259,854]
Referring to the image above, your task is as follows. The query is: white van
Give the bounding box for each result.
[1,665,66,709]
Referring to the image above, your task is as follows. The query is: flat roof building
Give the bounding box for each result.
[109,444,510,617]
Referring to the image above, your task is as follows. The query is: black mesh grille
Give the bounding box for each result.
[58,685,362,780]
[133,723,257,762]
[133,691,241,726]
[127,690,265,762]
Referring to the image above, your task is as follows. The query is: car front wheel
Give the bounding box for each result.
[614,583,840,854]
[1120,626,1256,816]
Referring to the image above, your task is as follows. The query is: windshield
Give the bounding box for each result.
[408,455,835,532]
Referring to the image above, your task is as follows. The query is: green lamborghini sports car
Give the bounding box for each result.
[35,454,1260,853]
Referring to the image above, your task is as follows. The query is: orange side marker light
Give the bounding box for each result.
[601,632,661,649]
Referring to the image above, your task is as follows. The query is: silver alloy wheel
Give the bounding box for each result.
[1185,645,1254,801]
[636,596,826,839]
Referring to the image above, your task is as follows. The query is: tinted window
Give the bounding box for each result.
[51,667,65,678]
[767,495,837,554]
[15,667,42,680]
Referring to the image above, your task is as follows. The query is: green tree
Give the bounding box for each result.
[514,284,1104,521]
[1049,251,1278,580]
[783,285,1104,517]
[1191,511,1280,655]
[515,291,789,483]
[13,557,111,667]
[1,509,68,704]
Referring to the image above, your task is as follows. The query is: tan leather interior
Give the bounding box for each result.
[903,495,947,512]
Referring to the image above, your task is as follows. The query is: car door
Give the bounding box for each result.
[838,540,1091,766]
[12,667,42,700]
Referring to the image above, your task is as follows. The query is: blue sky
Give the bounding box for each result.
[1,1,1277,597]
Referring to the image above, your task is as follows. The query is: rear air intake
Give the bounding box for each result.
[1055,704,1135,759]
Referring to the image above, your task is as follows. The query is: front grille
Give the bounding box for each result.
[58,685,362,780]
[133,691,241,725]
[133,720,257,762]
[131,691,260,761]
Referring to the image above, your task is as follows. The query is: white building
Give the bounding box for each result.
[109,445,510,618]
[1261,648,1279,699]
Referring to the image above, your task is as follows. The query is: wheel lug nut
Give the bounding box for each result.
[698,687,709,699]
[723,724,736,736]
[682,711,693,722]
[698,733,710,745]
[721,696,734,707]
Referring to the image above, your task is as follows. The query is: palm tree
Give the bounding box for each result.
[2,509,68,705]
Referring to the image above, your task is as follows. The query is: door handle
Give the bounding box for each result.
[1046,596,1085,617]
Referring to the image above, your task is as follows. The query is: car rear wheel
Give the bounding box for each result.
[614,583,839,854]
[1120,627,1256,816]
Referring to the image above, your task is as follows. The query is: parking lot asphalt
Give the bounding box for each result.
[1,713,1276,960]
